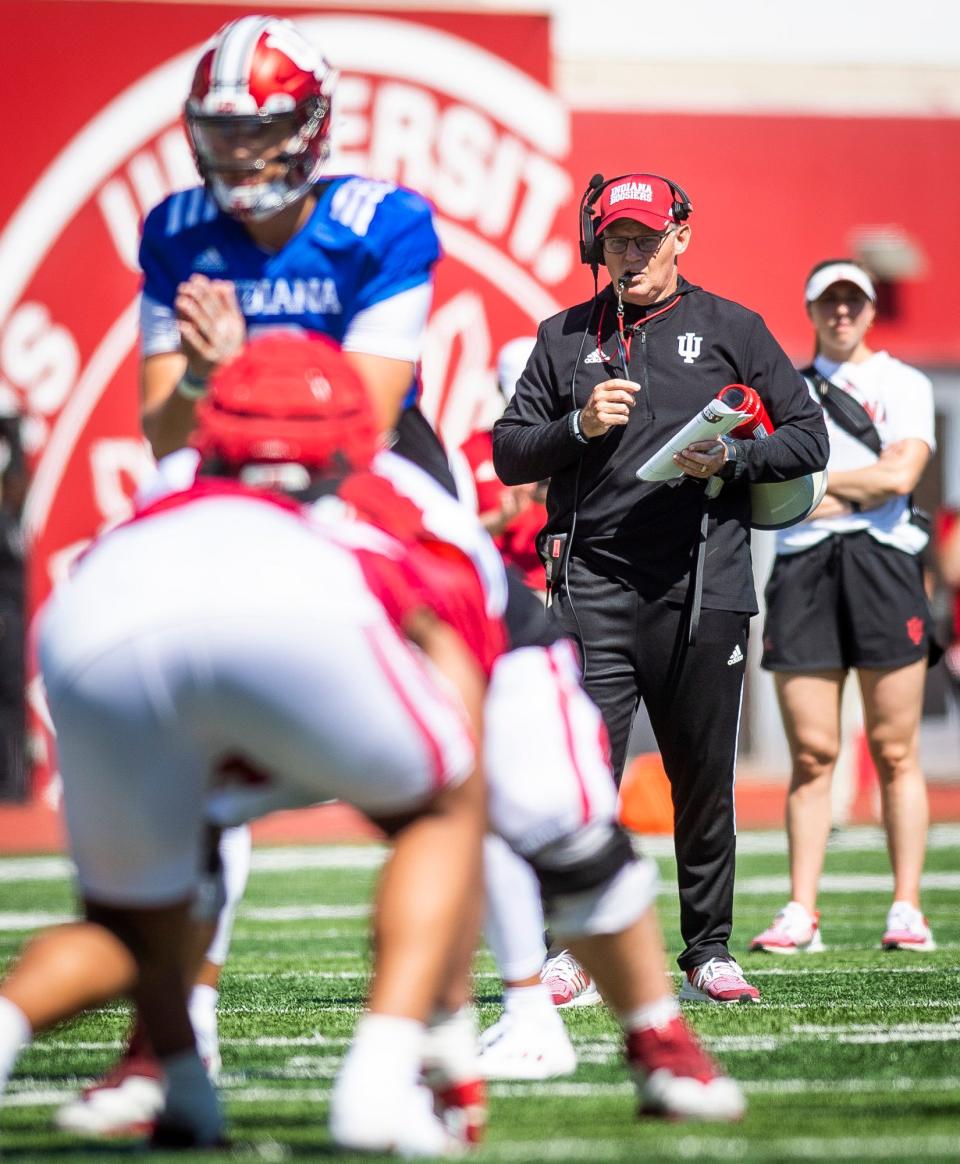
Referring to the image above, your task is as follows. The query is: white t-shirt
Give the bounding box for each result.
[776,351,935,556]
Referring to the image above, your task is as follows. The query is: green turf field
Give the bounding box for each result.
[1,825,958,1162]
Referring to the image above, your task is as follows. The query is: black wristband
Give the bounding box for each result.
[568,409,589,445]
[175,370,210,401]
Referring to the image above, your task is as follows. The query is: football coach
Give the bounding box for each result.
[492,171,828,1004]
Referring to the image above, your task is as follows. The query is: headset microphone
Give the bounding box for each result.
[578,171,693,269]
[578,173,607,265]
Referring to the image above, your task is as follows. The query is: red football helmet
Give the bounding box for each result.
[192,332,381,481]
[185,16,336,222]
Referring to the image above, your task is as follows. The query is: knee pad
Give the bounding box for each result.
[544,853,659,941]
[531,821,634,898]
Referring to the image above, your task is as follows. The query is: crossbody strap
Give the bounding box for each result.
[799,365,882,456]
[799,366,931,533]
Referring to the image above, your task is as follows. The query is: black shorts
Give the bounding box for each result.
[761,531,934,672]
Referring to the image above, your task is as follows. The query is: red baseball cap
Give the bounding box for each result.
[595,174,684,235]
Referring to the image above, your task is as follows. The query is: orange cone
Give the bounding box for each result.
[617,751,674,835]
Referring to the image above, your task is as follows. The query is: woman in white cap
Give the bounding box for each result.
[753,258,938,955]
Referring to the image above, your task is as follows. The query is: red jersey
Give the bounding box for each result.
[333,472,508,677]
[458,428,547,593]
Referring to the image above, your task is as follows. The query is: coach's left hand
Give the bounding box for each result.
[675,439,727,479]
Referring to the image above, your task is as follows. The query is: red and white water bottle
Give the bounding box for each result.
[716,384,773,441]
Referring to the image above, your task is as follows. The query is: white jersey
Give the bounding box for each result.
[122,457,621,902]
[38,490,475,904]
[776,351,935,556]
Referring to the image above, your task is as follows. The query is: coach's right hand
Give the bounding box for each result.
[579,379,640,438]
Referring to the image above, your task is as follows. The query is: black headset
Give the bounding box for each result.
[578,172,693,270]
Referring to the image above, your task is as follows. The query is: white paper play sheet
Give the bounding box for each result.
[635,398,751,481]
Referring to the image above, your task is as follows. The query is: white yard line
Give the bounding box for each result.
[640,823,960,858]
[733,871,960,894]
[240,905,370,921]
[486,1134,960,1161]
[8,1076,960,1113]
[2,824,959,883]
[0,911,73,930]
[28,1022,960,1061]
[6,883,960,933]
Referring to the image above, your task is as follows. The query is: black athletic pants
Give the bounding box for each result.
[551,556,750,970]
[391,405,459,497]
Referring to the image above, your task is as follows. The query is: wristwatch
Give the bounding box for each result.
[568,408,589,446]
[717,436,746,482]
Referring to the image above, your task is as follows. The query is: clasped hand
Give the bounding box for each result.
[175,274,246,380]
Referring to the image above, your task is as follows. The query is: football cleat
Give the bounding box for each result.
[53,1054,164,1138]
[750,902,825,954]
[628,1016,746,1121]
[429,1077,487,1145]
[477,1011,577,1081]
[330,1081,464,1157]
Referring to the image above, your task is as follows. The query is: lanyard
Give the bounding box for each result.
[596,292,682,371]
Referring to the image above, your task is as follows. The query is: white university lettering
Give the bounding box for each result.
[609,181,653,205]
[234,278,343,318]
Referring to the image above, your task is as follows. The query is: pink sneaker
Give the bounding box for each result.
[627,1016,745,1121]
[882,901,936,951]
[679,958,760,1004]
[750,902,825,954]
[540,950,601,1009]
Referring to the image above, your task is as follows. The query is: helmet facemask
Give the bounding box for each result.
[186,95,331,222]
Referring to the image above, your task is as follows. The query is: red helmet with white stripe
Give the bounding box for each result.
[185,16,336,222]
[192,332,381,482]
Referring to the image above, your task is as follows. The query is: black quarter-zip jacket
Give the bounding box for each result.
[492,275,829,613]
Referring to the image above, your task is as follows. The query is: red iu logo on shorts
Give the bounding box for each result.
[905,617,924,646]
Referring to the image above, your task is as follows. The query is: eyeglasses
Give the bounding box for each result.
[601,229,676,256]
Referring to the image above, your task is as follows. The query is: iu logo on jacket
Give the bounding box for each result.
[678,333,703,364]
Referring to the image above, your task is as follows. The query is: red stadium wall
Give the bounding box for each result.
[1,1,957,804]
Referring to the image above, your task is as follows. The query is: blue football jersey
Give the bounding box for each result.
[138,176,442,407]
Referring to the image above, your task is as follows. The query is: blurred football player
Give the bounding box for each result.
[0,337,485,1155]
[57,14,459,1136]
[198,334,747,1129]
